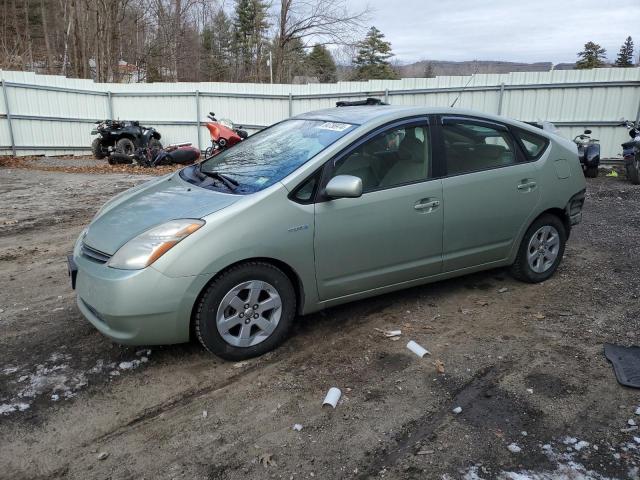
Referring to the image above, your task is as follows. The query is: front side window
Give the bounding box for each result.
[200,119,355,194]
[331,124,430,192]
[443,120,516,175]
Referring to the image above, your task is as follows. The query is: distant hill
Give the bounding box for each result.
[397,60,576,77]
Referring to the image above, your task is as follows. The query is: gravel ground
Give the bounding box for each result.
[0,161,639,480]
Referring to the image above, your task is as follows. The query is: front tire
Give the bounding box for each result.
[195,262,296,361]
[510,214,566,283]
[91,138,106,159]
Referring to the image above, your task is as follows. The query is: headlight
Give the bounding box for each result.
[107,219,204,270]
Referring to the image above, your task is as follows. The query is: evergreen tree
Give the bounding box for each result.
[352,26,399,80]
[201,9,234,81]
[307,45,337,83]
[576,41,607,69]
[233,0,270,82]
[615,36,634,67]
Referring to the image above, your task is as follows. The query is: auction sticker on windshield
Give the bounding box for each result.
[318,122,352,132]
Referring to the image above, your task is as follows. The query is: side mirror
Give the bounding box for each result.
[325,175,363,199]
[584,129,592,134]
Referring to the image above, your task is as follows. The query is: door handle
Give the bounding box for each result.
[414,199,440,212]
[517,181,537,191]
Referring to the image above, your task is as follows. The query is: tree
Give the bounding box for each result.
[273,0,367,83]
[423,62,435,78]
[233,0,270,82]
[615,36,634,67]
[576,41,607,69]
[307,44,336,82]
[200,9,234,81]
[352,26,398,80]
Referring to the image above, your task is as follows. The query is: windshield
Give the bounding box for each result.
[200,119,355,194]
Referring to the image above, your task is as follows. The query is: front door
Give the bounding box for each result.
[313,120,444,301]
[438,116,541,272]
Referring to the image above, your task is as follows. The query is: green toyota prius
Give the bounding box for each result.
[69,104,586,360]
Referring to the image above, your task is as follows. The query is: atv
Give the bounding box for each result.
[91,120,162,159]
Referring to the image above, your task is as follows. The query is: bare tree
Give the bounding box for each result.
[273,0,368,82]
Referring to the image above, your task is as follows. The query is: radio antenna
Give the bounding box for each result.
[450,64,479,108]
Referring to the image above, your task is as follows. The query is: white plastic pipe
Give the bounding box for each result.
[407,340,430,358]
[322,387,342,408]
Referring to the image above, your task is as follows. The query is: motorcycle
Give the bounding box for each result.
[109,126,200,167]
[91,120,162,159]
[204,112,248,158]
[573,129,600,178]
[619,119,640,185]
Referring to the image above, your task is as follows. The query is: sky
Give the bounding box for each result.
[350,0,638,65]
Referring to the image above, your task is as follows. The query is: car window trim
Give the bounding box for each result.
[315,116,433,202]
[437,114,530,178]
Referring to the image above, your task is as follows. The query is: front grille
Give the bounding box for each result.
[80,243,112,264]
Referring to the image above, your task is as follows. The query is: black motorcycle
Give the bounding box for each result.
[620,120,640,185]
[573,129,600,178]
[108,126,200,168]
[91,120,162,159]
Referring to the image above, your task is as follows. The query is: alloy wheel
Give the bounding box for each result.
[216,280,282,348]
[527,225,560,273]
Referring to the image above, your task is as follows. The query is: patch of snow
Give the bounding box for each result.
[1,366,19,375]
[0,403,30,415]
[463,442,622,479]
[563,436,578,445]
[507,443,522,453]
[574,440,589,451]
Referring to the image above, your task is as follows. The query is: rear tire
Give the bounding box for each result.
[627,156,640,185]
[91,138,106,159]
[115,137,135,155]
[584,166,598,178]
[195,262,296,361]
[510,214,566,283]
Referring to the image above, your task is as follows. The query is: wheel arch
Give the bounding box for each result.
[538,207,571,238]
[189,257,306,339]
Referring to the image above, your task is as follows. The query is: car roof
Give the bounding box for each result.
[293,105,546,135]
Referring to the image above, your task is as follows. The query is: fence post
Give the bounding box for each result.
[195,90,201,151]
[497,83,505,116]
[384,88,389,104]
[1,78,16,156]
[107,91,114,119]
[288,93,293,117]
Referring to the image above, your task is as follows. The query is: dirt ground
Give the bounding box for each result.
[1,157,639,480]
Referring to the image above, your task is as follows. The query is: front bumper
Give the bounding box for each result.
[73,247,211,345]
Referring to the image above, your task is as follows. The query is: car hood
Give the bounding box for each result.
[84,173,239,255]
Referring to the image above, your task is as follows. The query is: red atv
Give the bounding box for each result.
[204,112,248,158]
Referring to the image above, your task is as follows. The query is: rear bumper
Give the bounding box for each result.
[73,246,211,345]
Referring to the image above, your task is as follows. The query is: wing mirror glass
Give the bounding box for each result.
[325,175,363,199]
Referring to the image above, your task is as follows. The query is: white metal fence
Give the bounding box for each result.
[1,68,639,159]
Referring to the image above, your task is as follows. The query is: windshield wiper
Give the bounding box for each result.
[196,164,238,191]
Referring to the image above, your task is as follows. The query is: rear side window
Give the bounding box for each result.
[442,119,516,175]
[513,128,549,159]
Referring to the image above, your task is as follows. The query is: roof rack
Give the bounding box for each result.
[336,97,388,107]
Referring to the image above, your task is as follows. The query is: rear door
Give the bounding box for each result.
[438,116,540,272]
[313,119,444,300]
